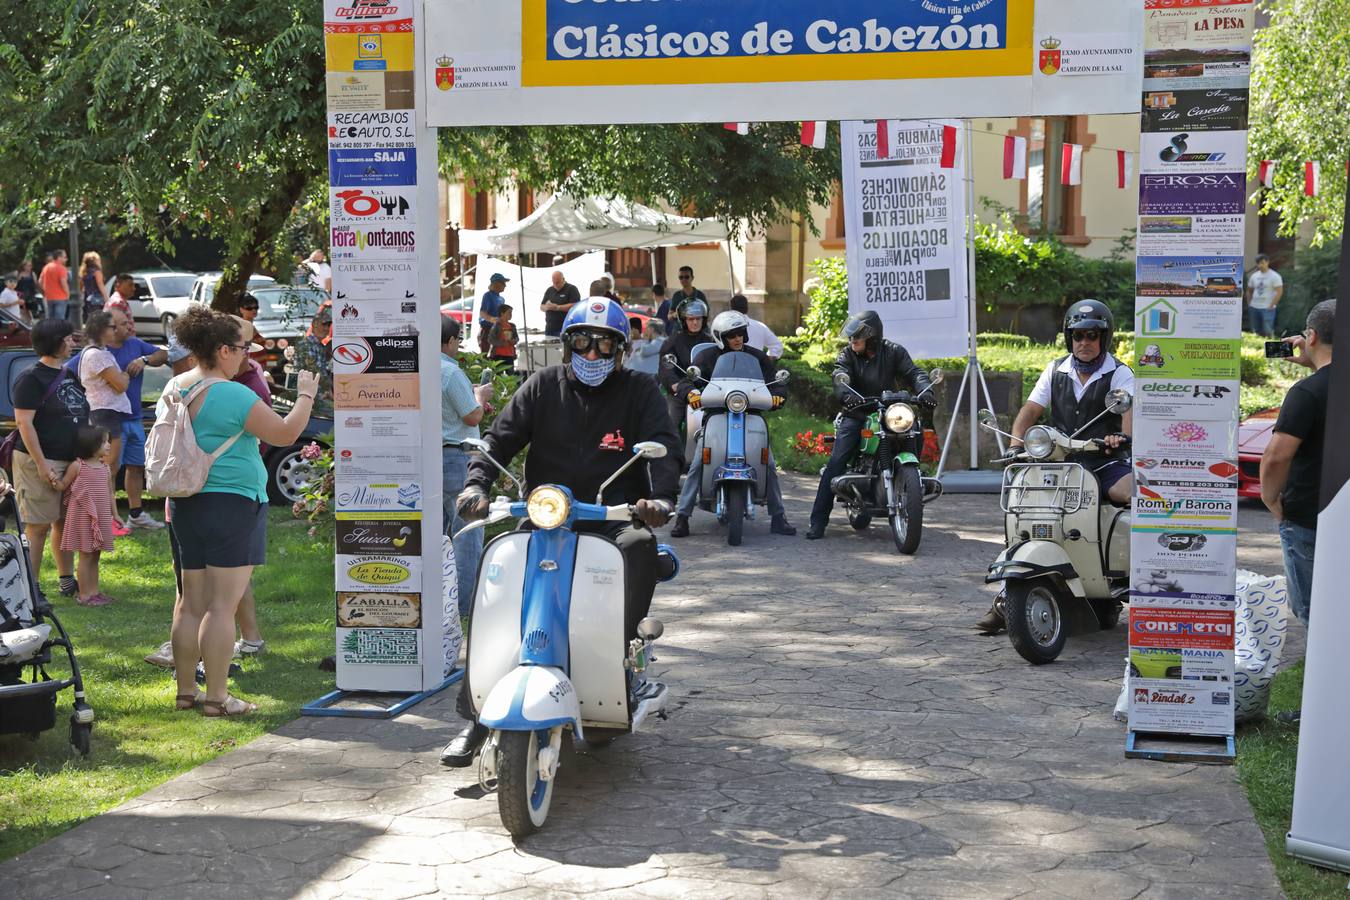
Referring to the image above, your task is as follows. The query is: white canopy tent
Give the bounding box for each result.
[457,191,730,257]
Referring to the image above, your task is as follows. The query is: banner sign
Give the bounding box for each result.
[424,0,1144,125]
[1128,0,1252,750]
[325,0,448,694]
[839,119,970,360]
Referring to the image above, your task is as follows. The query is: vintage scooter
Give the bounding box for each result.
[453,438,678,837]
[671,351,789,546]
[979,390,1133,664]
[826,369,945,554]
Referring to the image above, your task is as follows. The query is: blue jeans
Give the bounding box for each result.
[810,415,864,530]
[1248,306,1277,336]
[1279,519,1316,626]
[44,299,69,322]
[442,448,483,617]
[676,450,786,519]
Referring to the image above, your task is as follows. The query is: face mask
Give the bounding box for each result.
[571,354,615,386]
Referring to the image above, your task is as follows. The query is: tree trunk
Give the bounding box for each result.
[211,169,312,314]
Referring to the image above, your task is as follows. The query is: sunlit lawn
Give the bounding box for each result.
[0,509,334,862]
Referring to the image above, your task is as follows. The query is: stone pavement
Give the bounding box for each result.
[3,475,1292,899]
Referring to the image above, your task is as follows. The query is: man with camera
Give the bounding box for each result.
[1261,299,1336,637]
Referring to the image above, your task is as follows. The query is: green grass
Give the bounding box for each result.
[1236,662,1350,899]
[0,509,335,862]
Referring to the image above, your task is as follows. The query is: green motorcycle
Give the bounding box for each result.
[827,369,945,554]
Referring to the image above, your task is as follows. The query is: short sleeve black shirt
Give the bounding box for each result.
[1272,365,1331,528]
[541,283,581,336]
[13,361,90,461]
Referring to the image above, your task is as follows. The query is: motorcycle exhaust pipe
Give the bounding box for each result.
[830,474,871,500]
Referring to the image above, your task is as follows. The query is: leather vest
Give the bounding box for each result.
[1049,356,1120,440]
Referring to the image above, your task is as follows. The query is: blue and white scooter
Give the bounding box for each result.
[453,438,677,837]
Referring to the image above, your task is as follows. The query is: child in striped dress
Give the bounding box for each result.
[60,425,117,607]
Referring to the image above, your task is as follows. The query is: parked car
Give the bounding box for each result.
[0,348,329,505]
[0,307,32,349]
[247,286,328,374]
[123,270,198,338]
[186,272,277,315]
[440,297,474,325]
[1237,407,1280,499]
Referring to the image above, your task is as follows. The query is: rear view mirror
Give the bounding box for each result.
[662,353,678,368]
[459,438,490,453]
[929,369,946,385]
[977,409,999,427]
[775,370,790,384]
[1106,389,1133,415]
[833,372,851,386]
[634,441,667,459]
[686,366,701,380]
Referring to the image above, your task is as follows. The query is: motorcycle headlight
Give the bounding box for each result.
[1024,426,1055,459]
[883,402,916,433]
[526,486,570,530]
[726,391,749,414]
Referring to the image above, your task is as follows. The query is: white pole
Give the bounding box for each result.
[964,119,980,471]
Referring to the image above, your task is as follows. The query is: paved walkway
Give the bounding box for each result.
[2,475,1291,898]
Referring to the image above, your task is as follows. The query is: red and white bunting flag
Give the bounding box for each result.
[723,122,749,135]
[1116,150,1134,189]
[1258,160,1275,188]
[1060,142,1083,186]
[875,119,890,159]
[1304,161,1320,196]
[939,125,959,169]
[1002,135,1027,180]
[801,121,827,149]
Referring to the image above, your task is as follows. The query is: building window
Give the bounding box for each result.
[822,182,846,249]
[1018,116,1088,244]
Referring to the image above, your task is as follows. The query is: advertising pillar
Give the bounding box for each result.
[324,0,449,693]
[1126,0,1255,752]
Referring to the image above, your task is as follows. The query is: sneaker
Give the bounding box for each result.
[111,519,132,537]
[128,511,166,530]
[58,576,79,597]
[233,639,266,658]
[145,640,175,667]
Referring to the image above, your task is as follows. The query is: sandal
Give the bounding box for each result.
[175,691,205,711]
[76,594,112,607]
[202,696,258,718]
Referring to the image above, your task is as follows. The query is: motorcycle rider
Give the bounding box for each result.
[807,310,932,540]
[974,298,1134,634]
[669,310,797,537]
[441,298,679,767]
[657,299,712,458]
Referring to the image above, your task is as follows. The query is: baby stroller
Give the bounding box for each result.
[0,470,94,755]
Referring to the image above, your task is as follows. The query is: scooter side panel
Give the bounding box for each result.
[466,532,530,716]
[700,415,729,498]
[569,535,630,728]
[743,415,770,499]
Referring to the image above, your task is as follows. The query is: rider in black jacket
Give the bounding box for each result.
[442,298,678,768]
[669,311,796,537]
[657,299,711,463]
[807,310,932,540]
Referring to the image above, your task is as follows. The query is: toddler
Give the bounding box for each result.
[60,425,117,607]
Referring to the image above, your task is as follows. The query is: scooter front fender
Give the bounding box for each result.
[479,665,585,741]
[987,540,1086,598]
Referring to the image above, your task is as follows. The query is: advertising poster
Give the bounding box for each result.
[1141,88,1248,133]
[332,335,419,374]
[337,628,423,689]
[337,517,423,556]
[337,554,423,593]
[335,446,421,479]
[325,72,416,112]
[331,297,420,333]
[424,0,1144,125]
[336,410,421,446]
[330,185,416,226]
[337,592,423,628]
[335,479,423,515]
[1135,295,1242,341]
[328,110,416,149]
[333,373,420,408]
[328,147,418,187]
[1129,0,1248,749]
[840,119,969,360]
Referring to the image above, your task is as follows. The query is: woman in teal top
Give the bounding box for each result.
[157,308,319,718]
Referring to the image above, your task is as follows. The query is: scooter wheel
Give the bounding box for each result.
[497,730,554,839]
[1005,582,1066,664]
[725,484,746,547]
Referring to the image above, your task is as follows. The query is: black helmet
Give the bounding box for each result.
[842,310,883,351]
[676,298,709,334]
[1063,299,1113,353]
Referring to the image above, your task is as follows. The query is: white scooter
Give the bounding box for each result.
[453,439,678,837]
[978,390,1133,664]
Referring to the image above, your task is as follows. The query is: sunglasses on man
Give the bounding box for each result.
[567,330,621,358]
[1071,329,1102,343]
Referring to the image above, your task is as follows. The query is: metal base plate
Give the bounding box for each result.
[1125,730,1235,764]
[301,670,462,719]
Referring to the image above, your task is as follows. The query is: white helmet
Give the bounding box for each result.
[710,310,752,349]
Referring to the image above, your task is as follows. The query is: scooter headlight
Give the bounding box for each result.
[725,391,749,414]
[526,486,570,530]
[883,402,916,433]
[1024,426,1055,459]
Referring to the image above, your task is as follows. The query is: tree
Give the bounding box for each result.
[0,2,839,309]
[0,0,327,311]
[439,124,839,240]
[1249,0,1350,246]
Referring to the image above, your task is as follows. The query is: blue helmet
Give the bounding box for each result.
[561,297,630,346]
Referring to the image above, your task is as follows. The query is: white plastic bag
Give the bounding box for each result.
[1234,569,1289,723]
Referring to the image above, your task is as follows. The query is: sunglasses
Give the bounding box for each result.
[1072,329,1102,343]
[567,331,621,358]
[238,304,259,311]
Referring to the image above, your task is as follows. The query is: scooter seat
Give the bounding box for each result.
[0,624,51,665]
